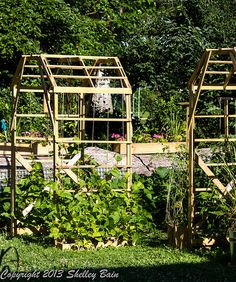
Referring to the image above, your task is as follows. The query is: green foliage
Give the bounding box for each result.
[195,143,236,240]
[3,163,156,248]
[0,0,235,136]
[0,246,19,272]
[165,150,188,227]
[2,232,236,282]
[141,91,186,141]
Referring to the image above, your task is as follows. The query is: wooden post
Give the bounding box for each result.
[125,94,132,191]
[53,92,59,182]
[79,93,85,162]
[224,99,229,141]
[10,86,17,236]
[188,87,195,249]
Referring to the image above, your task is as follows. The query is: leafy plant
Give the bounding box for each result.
[3,163,156,248]
[165,150,188,228]
[195,143,236,240]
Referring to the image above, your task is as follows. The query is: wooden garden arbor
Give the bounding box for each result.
[188,47,236,247]
[10,54,132,235]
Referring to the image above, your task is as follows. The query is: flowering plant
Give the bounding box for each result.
[111,132,166,143]
[21,131,43,138]
[133,132,166,143]
[111,133,126,141]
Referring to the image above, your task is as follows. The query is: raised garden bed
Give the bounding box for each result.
[113,142,185,155]
[32,143,53,156]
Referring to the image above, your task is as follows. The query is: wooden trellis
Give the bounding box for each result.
[10,54,132,235]
[187,47,236,247]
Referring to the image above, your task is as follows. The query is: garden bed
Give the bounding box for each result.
[113,142,185,155]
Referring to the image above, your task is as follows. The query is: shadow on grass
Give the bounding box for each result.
[13,234,54,248]
[4,261,236,282]
[15,230,168,249]
[2,233,235,282]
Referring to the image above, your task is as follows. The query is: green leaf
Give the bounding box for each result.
[155,167,169,178]
[111,211,120,224]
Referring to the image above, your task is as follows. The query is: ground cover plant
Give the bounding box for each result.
[0,233,236,282]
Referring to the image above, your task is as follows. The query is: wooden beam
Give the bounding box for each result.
[193,85,236,90]
[188,50,207,87]
[195,138,236,142]
[22,74,126,79]
[195,114,236,118]
[208,60,233,64]
[57,117,130,122]
[40,55,57,88]
[47,65,123,70]
[188,50,212,132]
[62,168,78,183]
[197,155,228,195]
[15,152,33,172]
[53,86,132,94]
[206,71,230,74]
[207,163,236,167]
[195,188,212,192]
[57,139,131,144]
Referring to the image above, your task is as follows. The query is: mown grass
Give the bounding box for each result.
[0,233,236,282]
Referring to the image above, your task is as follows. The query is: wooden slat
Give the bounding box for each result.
[208,60,233,64]
[16,114,48,117]
[195,114,236,118]
[188,50,212,132]
[195,138,236,142]
[16,137,53,141]
[57,139,131,144]
[58,165,130,169]
[15,152,32,172]
[41,54,116,59]
[206,71,230,74]
[40,55,57,88]
[22,74,126,79]
[223,52,236,89]
[47,65,122,70]
[193,85,236,90]
[114,57,131,89]
[195,188,212,192]
[53,86,132,94]
[57,117,129,122]
[197,155,227,195]
[62,169,78,183]
[207,162,236,166]
[188,50,207,87]
[54,75,125,79]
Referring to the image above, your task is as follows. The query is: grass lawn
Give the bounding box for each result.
[0,233,236,282]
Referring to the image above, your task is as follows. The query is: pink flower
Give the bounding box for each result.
[153,134,162,139]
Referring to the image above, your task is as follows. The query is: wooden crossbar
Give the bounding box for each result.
[196,154,228,195]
